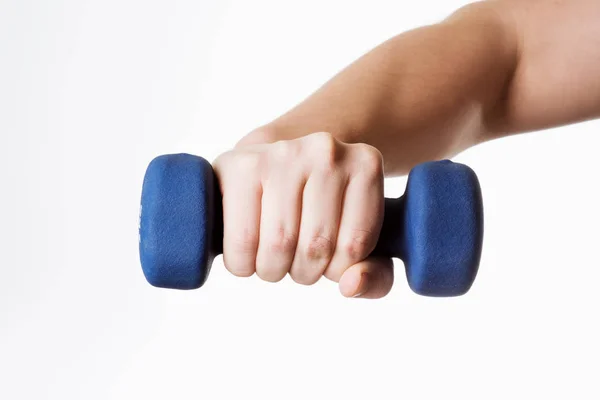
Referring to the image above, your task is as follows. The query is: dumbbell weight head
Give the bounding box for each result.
[139,154,223,289]
[372,160,483,296]
[139,154,483,296]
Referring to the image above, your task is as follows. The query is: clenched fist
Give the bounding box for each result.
[213,132,394,298]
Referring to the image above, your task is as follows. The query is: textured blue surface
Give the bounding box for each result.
[139,155,483,296]
[403,161,483,296]
[139,154,219,289]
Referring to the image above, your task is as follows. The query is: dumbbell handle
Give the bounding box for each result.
[372,197,405,259]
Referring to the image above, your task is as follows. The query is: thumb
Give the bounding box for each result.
[338,257,394,299]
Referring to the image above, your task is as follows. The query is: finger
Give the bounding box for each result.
[255,173,303,282]
[325,145,384,282]
[338,257,394,299]
[289,170,346,285]
[216,154,262,277]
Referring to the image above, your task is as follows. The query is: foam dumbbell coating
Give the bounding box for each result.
[139,155,222,289]
[139,154,483,296]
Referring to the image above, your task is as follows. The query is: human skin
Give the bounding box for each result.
[213,0,600,298]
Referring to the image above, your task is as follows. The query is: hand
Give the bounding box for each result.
[213,132,393,298]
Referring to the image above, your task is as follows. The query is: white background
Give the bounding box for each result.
[2,0,599,399]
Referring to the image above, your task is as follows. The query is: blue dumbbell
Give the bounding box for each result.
[139,153,483,296]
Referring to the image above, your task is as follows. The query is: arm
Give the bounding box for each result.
[239,0,600,176]
[215,0,600,299]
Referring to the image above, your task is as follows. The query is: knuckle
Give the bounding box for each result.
[288,234,335,285]
[230,230,259,255]
[309,132,340,170]
[268,230,298,255]
[312,131,336,145]
[342,229,374,260]
[305,235,335,262]
[255,230,296,283]
[355,144,383,176]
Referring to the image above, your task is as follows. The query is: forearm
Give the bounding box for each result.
[240,2,518,175]
[239,0,600,176]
